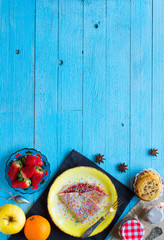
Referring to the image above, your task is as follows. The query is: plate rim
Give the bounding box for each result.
[47,166,118,237]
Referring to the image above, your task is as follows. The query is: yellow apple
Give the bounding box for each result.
[0,204,26,235]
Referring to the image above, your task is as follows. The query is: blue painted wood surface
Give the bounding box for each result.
[0,0,164,239]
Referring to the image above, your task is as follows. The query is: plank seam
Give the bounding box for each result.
[82,0,84,153]
[57,0,59,163]
[151,0,153,168]
[129,0,132,189]
[34,0,36,149]
[105,0,107,156]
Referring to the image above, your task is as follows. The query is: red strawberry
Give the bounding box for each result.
[24,155,43,167]
[20,166,36,179]
[8,160,22,181]
[12,179,31,189]
[31,167,44,189]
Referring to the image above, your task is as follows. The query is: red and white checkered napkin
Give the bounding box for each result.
[120,219,145,240]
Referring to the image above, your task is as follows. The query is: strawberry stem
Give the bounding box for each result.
[35,166,44,172]
[18,177,23,181]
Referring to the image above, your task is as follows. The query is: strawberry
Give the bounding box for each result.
[8,160,22,181]
[31,167,44,189]
[24,155,43,167]
[20,166,36,179]
[12,179,31,189]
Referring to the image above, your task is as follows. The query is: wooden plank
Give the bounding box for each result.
[0,0,35,209]
[0,0,35,238]
[83,0,107,160]
[106,0,130,186]
[0,2,12,239]
[58,111,82,160]
[57,0,83,161]
[105,0,131,217]
[152,0,164,179]
[130,0,152,207]
[34,0,58,203]
[58,0,83,112]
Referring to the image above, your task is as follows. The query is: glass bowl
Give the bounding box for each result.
[5,148,50,194]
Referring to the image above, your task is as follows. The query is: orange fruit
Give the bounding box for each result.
[24,215,51,240]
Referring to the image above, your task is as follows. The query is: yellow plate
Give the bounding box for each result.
[47,166,118,237]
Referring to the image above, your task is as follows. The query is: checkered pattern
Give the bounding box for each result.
[120,219,145,240]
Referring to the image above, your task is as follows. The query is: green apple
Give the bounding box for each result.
[0,204,26,234]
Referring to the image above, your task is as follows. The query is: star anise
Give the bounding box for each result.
[118,163,128,173]
[150,148,159,157]
[95,154,105,165]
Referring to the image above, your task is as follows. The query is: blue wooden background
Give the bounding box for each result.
[0,0,164,239]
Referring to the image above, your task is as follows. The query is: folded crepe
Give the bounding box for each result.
[84,190,108,205]
[58,184,108,223]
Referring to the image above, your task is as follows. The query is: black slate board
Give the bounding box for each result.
[9,150,134,240]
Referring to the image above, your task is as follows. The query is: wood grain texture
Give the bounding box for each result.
[0,2,13,240]
[0,0,35,239]
[106,0,130,185]
[152,0,164,178]
[83,0,106,159]
[57,0,83,161]
[130,0,152,208]
[0,0,164,239]
[106,0,132,217]
[34,0,58,203]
